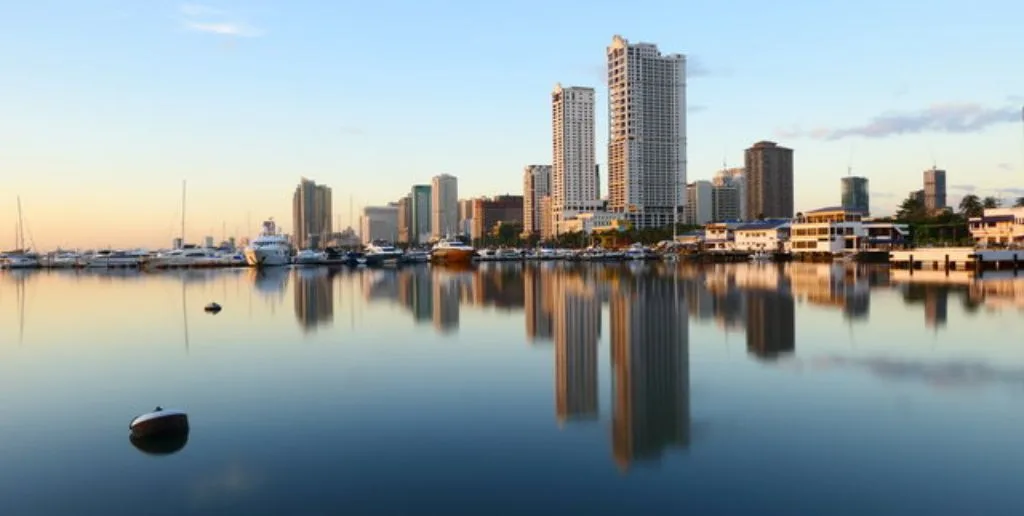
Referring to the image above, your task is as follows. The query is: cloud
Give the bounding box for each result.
[777,102,1021,141]
[179,3,263,38]
[1004,187,1024,196]
[1008,94,1023,102]
[997,162,1014,171]
[949,184,977,192]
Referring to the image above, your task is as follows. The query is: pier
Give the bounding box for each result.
[890,248,1024,274]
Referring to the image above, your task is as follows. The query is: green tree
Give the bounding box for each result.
[1015,197,1024,208]
[982,196,1001,209]
[958,194,983,218]
[895,192,927,222]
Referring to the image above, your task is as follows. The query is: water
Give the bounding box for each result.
[1,262,1023,515]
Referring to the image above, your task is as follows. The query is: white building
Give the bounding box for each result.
[556,211,620,235]
[360,205,399,245]
[522,164,552,236]
[734,220,790,253]
[430,174,459,239]
[684,181,713,225]
[969,207,1024,247]
[552,84,599,228]
[790,207,866,255]
[704,221,742,252]
[606,34,686,229]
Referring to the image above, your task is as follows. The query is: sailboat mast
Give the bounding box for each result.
[16,195,25,250]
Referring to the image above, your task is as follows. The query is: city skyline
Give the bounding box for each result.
[2,0,1023,248]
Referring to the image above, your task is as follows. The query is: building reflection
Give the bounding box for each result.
[524,264,554,343]
[551,268,600,424]
[293,268,334,332]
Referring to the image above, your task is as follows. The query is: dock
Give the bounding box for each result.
[890,248,1024,274]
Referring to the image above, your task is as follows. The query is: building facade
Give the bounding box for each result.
[410,184,432,245]
[789,207,866,255]
[552,85,600,227]
[360,205,399,245]
[396,195,412,245]
[606,35,687,229]
[712,167,746,220]
[539,196,554,240]
[471,195,524,242]
[840,176,870,215]
[292,178,333,249]
[745,141,794,220]
[684,181,713,226]
[458,198,474,237]
[923,167,947,212]
[431,174,459,239]
[522,164,552,236]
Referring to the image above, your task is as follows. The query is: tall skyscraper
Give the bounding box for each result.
[606,35,687,229]
[410,184,431,245]
[292,178,332,249]
[744,141,794,219]
[431,174,459,239]
[923,167,947,212]
[840,176,870,215]
[684,181,713,225]
[396,194,412,244]
[360,205,398,245]
[522,164,552,236]
[712,167,746,220]
[552,84,599,229]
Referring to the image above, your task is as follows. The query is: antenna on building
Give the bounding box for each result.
[847,143,855,177]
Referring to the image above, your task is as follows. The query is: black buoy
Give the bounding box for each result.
[129,406,189,439]
[204,302,222,313]
[130,432,189,456]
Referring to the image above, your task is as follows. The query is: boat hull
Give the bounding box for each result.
[431,248,475,264]
[245,248,290,267]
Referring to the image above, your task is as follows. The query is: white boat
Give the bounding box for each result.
[148,247,222,268]
[625,243,648,260]
[365,241,403,264]
[85,250,145,268]
[293,249,327,265]
[217,252,247,266]
[244,219,291,267]
[0,251,41,269]
[47,251,82,268]
[749,250,773,262]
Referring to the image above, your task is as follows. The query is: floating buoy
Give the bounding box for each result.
[129,406,189,439]
[204,302,222,313]
[129,432,189,456]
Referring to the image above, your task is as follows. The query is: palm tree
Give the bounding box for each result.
[982,196,1001,209]
[1014,197,1024,208]
[958,194,983,218]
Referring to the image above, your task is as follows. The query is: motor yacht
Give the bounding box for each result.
[244,219,291,267]
[430,238,476,264]
[365,241,403,265]
[0,251,41,269]
[294,249,327,265]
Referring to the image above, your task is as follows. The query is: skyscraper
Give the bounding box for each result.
[840,176,870,215]
[744,141,794,219]
[606,35,687,229]
[552,84,599,229]
[410,184,431,245]
[396,194,412,244]
[431,174,459,239]
[522,164,552,236]
[712,167,746,220]
[292,178,332,249]
[923,167,947,212]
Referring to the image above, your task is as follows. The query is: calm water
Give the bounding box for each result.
[2,262,1024,515]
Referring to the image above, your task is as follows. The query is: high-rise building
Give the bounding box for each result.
[711,184,742,222]
[458,198,474,237]
[522,165,552,236]
[841,176,870,215]
[712,167,746,220]
[292,178,333,249]
[606,35,687,229]
[684,181,713,225]
[539,196,554,240]
[360,205,398,245]
[431,174,459,239]
[923,167,947,212]
[471,195,524,242]
[410,185,432,245]
[552,84,599,227]
[744,141,794,219]
[396,195,412,245]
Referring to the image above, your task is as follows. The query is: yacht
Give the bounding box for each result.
[0,251,40,269]
[244,219,291,267]
[430,238,476,264]
[148,247,221,268]
[294,249,327,265]
[85,250,145,268]
[47,251,82,268]
[401,249,430,263]
[625,243,649,260]
[749,250,773,262]
[365,241,404,265]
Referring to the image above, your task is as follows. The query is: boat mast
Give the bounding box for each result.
[180,180,187,246]
[16,195,24,250]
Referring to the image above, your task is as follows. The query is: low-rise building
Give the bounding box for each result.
[969,207,1024,247]
[734,220,790,253]
[704,221,743,252]
[862,220,910,250]
[556,211,621,235]
[790,207,866,255]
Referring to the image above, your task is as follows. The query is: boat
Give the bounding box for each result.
[129,406,189,438]
[430,238,476,264]
[625,243,650,260]
[401,249,430,263]
[85,249,146,268]
[749,250,773,262]
[0,251,41,269]
[147,246,222,268]
[294,249,327,265]
[365,241,404,265]
[244,219,291,267]
[46,251,82,268]
[204,302,222,313]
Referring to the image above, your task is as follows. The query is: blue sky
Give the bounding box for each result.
[1,0,1022,248]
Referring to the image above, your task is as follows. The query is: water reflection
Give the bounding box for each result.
[293,268,334,332]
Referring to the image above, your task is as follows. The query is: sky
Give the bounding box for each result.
[1,0,1022,249]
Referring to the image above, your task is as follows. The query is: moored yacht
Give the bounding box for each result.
[294,249,327,265]
[0,250,40,269]
[365,241,403,265]
[430,238,476,264]
[148,246,221,268]
[244,219,291,267]
[85,249,146,268]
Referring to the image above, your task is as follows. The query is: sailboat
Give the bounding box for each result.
[0,197,40,269]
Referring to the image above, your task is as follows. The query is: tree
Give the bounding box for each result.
[982,196,1001,209]
[958,194,983,218]
[895,192,927,222]
[1015,197,1024,208]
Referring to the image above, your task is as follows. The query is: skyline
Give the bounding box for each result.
[2,0,1023,249]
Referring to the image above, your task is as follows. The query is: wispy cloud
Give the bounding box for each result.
[776,102,1021,141]
[949,184,977,192]
[179,3,263,38]
[997,162,1014,171]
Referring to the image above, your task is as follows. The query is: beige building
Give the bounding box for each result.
[522,165,552,236]
[744,141,794,219]
[923,167,947,212]
[360,205,399,245]
[292,178,332,248]
[430,174,459,239]
[552,84,599,227]
[606,35,687,229]
[539,196,554,240]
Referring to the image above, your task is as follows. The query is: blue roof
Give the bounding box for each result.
[736,220,789,231]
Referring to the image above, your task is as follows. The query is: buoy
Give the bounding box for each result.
[129,406,189,438]
[129,432,189,456]
[204,302,222,313]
